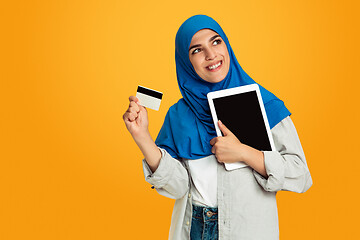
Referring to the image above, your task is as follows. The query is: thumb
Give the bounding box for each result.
[135,99,147,112]
[218,120,233,136]
[139,104,147,113]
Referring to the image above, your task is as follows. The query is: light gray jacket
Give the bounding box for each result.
[142,116,312,240]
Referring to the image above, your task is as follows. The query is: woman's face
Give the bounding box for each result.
[189,29,230,83]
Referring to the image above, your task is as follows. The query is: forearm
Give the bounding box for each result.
[241,144,268,178]
[133,132,161,172]
[252,117,312,193]
[142,148,190,199]
[124,95,161,171]
[253,151,312,193]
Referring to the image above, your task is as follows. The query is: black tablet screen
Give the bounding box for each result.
[212,90,272,151]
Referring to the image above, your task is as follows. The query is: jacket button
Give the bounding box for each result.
[206,211,214,217]
[186,221,190,226]
[188,193,191,198]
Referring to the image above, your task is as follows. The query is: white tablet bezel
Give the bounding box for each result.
[207,84,275,170]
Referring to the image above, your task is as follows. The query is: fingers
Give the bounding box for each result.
[218,120,232,136]
[123,111,138,122]
[210,137,219,146]
[123,95,148,123]
[123,99,140,122]
[128,101,140,113]
[123,99,140,121]
[211,145,224,163]
[129,95,139,103]
[210,138,219,156]
[128,96,147,112]
[211,145,216,154]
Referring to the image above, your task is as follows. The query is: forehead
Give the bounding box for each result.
[190,29,219,44]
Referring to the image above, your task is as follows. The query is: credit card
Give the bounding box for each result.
[136,85,163,111]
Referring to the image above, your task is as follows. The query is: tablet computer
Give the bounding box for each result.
[207,84,275,170]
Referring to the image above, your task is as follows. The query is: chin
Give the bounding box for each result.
[212,79,225,83]
[200,72,227,83]
[203,77,224,83]
[211,75,226,83]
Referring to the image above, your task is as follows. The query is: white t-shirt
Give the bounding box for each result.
[187,155,218,207]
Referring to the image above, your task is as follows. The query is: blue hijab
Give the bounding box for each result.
[155,15,291,160]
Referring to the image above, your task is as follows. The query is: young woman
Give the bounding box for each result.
[123,15,312,240]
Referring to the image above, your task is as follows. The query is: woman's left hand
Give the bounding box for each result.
[210,120,267,177]
[210,120,245,163]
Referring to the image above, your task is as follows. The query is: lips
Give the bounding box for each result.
[207,61,222,71]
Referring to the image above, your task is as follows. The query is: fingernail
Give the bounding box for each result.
[219,120,222,125]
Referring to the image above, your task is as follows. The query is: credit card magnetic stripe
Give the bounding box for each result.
[137,86,163,99]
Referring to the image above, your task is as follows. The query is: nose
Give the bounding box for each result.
[205,48,216,61]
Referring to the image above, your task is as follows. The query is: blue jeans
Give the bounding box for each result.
[190,205,218,240]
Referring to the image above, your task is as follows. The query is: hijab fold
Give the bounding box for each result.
[155,15,291,160]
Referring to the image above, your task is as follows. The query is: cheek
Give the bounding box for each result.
[190,57,203,72]
[223,51,230,68]
[219,45,230,60]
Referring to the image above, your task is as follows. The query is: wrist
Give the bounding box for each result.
[237,143,247,162]
[132,130,152,145]
[240,144,261,165]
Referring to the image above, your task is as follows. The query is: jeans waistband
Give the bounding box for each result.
[192,205,218,222]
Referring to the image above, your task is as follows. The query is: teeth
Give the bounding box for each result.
[208,61,222,70]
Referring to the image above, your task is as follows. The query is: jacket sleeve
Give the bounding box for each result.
[142,148,190,199]
[253,116,313,193]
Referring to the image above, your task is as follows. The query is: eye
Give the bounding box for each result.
[213,39,222,46]
[192,48,201,54]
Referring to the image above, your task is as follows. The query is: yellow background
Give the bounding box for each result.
[1,0,359,239]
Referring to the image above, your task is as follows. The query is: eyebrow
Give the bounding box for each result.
[188,34,221,52]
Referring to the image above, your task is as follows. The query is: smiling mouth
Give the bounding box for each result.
[207,61,222,71]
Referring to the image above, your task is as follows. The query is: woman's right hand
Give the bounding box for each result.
[123,96,162,172]
[123,96,149,140]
